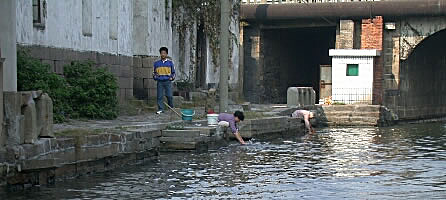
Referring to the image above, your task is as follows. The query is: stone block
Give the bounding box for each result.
[133,78,144,89]
[0,61,2,148]
[162,130,202,137]
[134,67,150,79]
[144,78,156,89]
[127,128,161,138]
[142,57,157,68]
[49,47,66,61]
[54,60,70,75]
[30,45,51,60]
[183,127,216,137]
[173,96,184,108]
[148,88,157,98]
[120,65,133,78]
[190,91,207,101]
[96,52,111,65]
[22,101,38,144]
[125,89,134,99]
[21,159,58,171]
[110,54,120,65]
[35,93,54,138]
[4,92,25,145]
[133,88,148,100]
[287,87,316,107]
[160,136,209,143]
[107,65,121,76]
[56,138,76,150]
[118,77,133,89]
[120,56,133,66]
[133,56,142,68]
[161,141,197,150]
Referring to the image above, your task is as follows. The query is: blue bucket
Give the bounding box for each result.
[181,109,195,121]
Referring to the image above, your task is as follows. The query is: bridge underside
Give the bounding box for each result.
[243,25,335,104]
[241,12,446,120]
[388,29,446,120]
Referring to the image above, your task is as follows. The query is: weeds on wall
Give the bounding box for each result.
[172,0,240,76]
[17,50,118,123]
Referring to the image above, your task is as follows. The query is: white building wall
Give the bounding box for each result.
[16,0,172,57]
[1,0,17,91]
[331,56,374,104]
[205,12,240,88]
[16,0,134,56]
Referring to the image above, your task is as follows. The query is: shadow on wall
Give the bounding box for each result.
[398,28,446,119]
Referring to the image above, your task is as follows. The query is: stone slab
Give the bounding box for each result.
[35,93,54,138]
[160,136,209,143]
[161,141,197,150]
[161,130,202,137]
[133,56,142,68]
[287,87,316,107]
[22,101,38,144]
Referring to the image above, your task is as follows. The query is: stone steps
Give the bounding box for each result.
[324,116,379,124]
[321,105,381,127]
[322,105,381,112]
[326,121,378,127]
[322,111,380,118]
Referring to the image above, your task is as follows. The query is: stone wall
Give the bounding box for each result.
[19,45,134,103]
[0,51,4,148]
[133,56,158,100]
[3,91,54,146]
[382,16,446,120]
[336,20,355,49]
[1,128,161,187]
[396,29,446,119]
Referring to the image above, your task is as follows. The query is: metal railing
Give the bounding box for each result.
[242,0,379,4]
[331,88,373,105]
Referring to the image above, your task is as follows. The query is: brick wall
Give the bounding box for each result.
[361,16,383,50]
[132,56,158,100]
[18,45,134,103]
[361,16,383,105]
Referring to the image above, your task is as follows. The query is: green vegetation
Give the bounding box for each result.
[17,50,119,123]
[64,61,118,119]
[17,50,72,122]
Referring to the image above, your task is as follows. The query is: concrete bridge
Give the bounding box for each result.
[239,0,446,120]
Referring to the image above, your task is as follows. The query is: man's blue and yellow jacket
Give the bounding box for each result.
[153,59,175,81]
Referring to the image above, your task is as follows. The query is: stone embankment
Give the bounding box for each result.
[1,116,305,189]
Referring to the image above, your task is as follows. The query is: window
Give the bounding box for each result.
[82,0,93,36]
[346,64,359,76]
[32,0,41,23]
[32,0,45,28]
[109,0,118,40]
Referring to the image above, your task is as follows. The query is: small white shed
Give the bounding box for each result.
[329,49,381,104]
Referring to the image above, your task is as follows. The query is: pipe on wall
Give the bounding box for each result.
[241,0,446,21]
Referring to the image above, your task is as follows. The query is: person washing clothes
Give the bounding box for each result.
[218,111,246,145]
[291,110,315,134]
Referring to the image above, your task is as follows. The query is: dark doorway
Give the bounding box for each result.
[256,26,336,104]
[195,23,207,89]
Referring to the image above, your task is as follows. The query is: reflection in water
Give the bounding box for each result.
[3,123,446,199]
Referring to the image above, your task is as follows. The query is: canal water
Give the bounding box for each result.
[3,122,446,199]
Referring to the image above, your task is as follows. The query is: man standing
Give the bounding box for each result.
[153,47,175,114]
[218,111,246,145]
